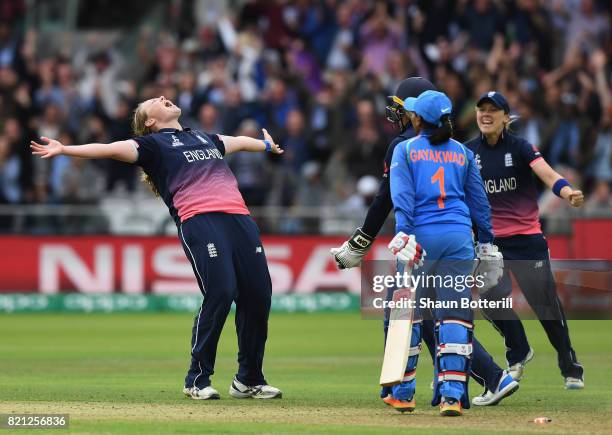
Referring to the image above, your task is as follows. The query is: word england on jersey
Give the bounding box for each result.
[183,148,223,163]
[484,176,517,194]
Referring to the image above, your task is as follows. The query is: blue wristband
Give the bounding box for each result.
[552,178,571,197]
[263,140,272,152]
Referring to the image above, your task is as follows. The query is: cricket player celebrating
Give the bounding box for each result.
[30,96,283,400]
[389,90,509,416]
[466,91,584,389]
[332,79,518,412]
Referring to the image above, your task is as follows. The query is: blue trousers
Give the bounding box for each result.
[180,213,272,388]
[384,292,503,388]
[383,226,504,403]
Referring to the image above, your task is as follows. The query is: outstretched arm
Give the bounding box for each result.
[330,137,400,269]
[361,137,404,237]
[220,129,283,155]
[30,137,138,163]
[531,159,583,207]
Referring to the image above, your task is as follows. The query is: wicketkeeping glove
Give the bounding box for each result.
[330,227,375,269]
[388,232,426,269]
[474,242,504,294]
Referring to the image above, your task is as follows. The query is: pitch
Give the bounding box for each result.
[0,313,610,434]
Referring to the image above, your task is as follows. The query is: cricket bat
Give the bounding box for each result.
[379,284,416,387]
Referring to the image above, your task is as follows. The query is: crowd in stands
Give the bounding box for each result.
[0,0,610,233]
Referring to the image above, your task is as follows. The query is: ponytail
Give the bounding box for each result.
[424,115,453,145]
[132,102,160,197]
[505,114,520,133]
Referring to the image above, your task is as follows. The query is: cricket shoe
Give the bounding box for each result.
[472,371,519,406]
[508,347,534,380]
[564,377,584,390]
[229,377,282,399]
[183,386,220,400]
[382,395,416,413]
[439,397,462,417]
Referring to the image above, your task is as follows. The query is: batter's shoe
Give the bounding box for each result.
[184,386,220,400]
[439,397,462,416]
[472,371,519,406]
[382,395,416,413]
[508,347,534,380]
[564,377,584,390]
[229,377,282,399]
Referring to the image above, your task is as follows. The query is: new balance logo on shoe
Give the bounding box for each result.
[229,377,282,399]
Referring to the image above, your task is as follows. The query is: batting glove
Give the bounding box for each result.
[388,232,426,269]
[474,243,504,294]
[330,227,375,269]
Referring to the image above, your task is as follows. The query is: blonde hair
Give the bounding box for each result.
[132,102,159,196]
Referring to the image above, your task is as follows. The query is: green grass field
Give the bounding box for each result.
[0,313,610,434]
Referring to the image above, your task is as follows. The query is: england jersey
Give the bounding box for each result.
[133,127,249,225]
[465,131,543,238]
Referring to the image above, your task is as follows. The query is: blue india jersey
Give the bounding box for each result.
[390,134,494,243]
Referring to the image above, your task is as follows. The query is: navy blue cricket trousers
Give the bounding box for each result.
[179,212,272,388]
[480,234,582,378]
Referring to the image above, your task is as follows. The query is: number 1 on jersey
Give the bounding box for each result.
[431,166,446,209]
